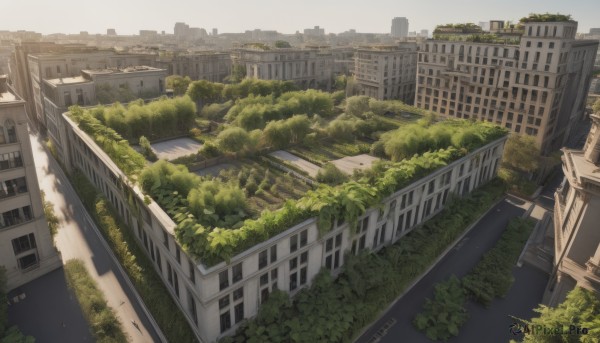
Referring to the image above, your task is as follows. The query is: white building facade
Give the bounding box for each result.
[0,76,61,290]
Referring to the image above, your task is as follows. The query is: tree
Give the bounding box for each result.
[516,287,600,342]
[316,163,348,185]
[275,40,292,48]
[502,134,540,173]
[139,136,158,161]
[216,127,251,154]
[226,65,247,84]
[187,80,224,109]
[345,96,371,117]
[166,75,192,96]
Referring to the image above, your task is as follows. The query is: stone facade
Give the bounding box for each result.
[416,20,598,154]
[0,76,61,290]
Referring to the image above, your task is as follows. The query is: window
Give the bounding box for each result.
[17,253,38,270]
[380,223,387,245]
[175,246,181,264]
[189,260,196,284]
[428,180,435,194]
[300,230,308,247]
[234,303,244,324]
[290,272,297,291]
[0,120,17,145]
[163,231,169,248]
[1,206,33,229]
[270,245,277,263]
[290,234,298,253]
[219,295,230,309]
[325,233,342,269]
[12,233,36,255]
[232,263,243,284]
[259,250,268,269]
[220,311,231,333]
[233,287,243,301]
[187,288,198,325]
[219,270,229,291]
[300,267,307,285]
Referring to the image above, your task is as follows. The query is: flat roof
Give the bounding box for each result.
[568,150,600,184]
[82,65,164,75]
[0,91,17,103]
[45,76,92,86]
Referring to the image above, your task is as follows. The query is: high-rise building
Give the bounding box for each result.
[550,111,600,305]
[212,28,218,36]
[0,75,61,290]
[304,26,325,36]
[391,17,409,38]
[416,17,598,153]
[353,43,417,102]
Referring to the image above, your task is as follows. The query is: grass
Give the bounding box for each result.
[64,259,128,343]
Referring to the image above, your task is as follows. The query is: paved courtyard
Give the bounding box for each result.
[150,137,202,160]
[269,150,321,177]
[330,154,380,175]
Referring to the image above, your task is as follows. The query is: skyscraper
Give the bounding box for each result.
[391,17,409,38]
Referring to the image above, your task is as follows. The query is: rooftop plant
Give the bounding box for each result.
[519,13,572,23]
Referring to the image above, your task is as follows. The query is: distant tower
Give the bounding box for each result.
[107,28,117,36]
[212,28,218,36]
[391,17,409,38]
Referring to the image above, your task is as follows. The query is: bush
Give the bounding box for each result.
[316,163,349,185]
[64,259,128,343]
[139,136,158,161]
[42,190,59,237]
[462,217,534,307]
[414,276,468,341]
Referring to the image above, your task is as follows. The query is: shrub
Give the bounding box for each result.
[139,135,158,161]
[414,276,468,341]
[316,163,349,185]
[64,259,128,343]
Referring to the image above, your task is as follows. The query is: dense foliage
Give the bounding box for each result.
[414,276,468,341]
[462,217,534,307]
[223,179,506,343]
[515,287,600,343]
[187,78,298,106]
[503,134,540,173]
[520,13,572,23]
[64,259,128,343]
[434,23,483,33]
[41,190,59,237]
[166,75,192,96]
[95,83,136,104]
[88,97,196,141]
[70,171,198,343]
[69,106,147,178]
[139,136,158,161]
[0,267,35,343]
[316,163,349,185]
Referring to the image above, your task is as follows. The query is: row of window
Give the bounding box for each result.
[0,206,33,230]
[11,233,39,271]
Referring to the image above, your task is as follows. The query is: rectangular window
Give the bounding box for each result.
[270,245,277,263]
[300,251,308,264]
[12,233,36,255]
[290,272,298,291]
[17,253,38,270]
[219,295,230,309]
[232,263,243,284]
[300,230,308,247]
[300,267,307,285]
[380,223,386,244]
[259,250,268,269]
[189,260,196,284]
[175,246,181,264]
[234,303,244,324]
[220,311,231,333]
[290,234,298,253]
[233,287,243,301]
[219,270,229,291]
[260,273,269,286]
[289,257,298,270]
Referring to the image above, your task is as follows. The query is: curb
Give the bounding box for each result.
[42,140,168,343]
[353,195,507,343]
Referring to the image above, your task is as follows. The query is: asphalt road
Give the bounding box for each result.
[24,132,162,343]
[356,197,545,343]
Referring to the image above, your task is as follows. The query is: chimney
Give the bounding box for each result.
[584,113,600,165]
[0,75,7,93]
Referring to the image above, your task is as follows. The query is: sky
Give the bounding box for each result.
[1,0,599,36]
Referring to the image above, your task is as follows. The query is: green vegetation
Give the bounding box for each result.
[41,190,59,238]
[223,179,506,343]
[462,217,534,307]
[500,134,541,197]
[466,34,521,44]
[414,276,468,342]
[275,40,292,48]
[166,75,192,96]
[70,171,198,343]
[64,259,128,343]
[434,23,483,33]
[316,163,348,185]
[188,78,297,106]
[139,136,158,161]
[519,13,573,23]
[513,287,600,342]
[0,267,35,343]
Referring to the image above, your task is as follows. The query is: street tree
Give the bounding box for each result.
[502,134,540,173]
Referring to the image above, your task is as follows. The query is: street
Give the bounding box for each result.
[14,132,162,343]
[356,197,548,343]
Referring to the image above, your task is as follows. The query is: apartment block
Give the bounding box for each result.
[354,43,417,102]
[42,66,166,162]
[233,46,334,90]
[415,19,598,153]
[0,76,61,290]
[56,108,506,342]
[551,111,600,305]
[155,51,231,82]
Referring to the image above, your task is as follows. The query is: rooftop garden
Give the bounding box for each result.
[67,79,508,265]
[519,13,572,23]
[433,23,484,34]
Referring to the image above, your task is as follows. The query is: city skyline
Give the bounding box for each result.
[2,0,599,35]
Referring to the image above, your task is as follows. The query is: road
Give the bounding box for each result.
[29,132,162,343]
[356,197,547,343]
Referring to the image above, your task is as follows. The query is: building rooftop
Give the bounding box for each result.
[82,65,162,75]
[0,75,21,104]
[45,76,92,86]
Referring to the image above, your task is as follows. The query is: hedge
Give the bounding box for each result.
[64,259,128,343]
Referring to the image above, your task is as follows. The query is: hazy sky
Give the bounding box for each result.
[1,0,599,35]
